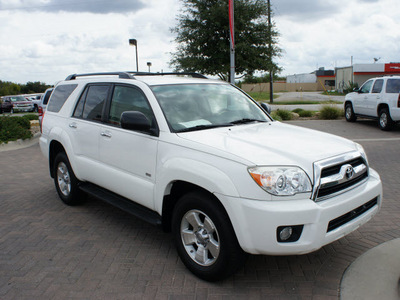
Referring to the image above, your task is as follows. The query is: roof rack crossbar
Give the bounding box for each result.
[66,72,134,80]
[127,72,208,79]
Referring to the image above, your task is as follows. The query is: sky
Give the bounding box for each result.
[0,0,399,84]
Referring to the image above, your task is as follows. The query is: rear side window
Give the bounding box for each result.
[42,89,53,105]
[47,84,78,112]
[386,79,400,93]
[372,79,383,93]
[73,84,110,122]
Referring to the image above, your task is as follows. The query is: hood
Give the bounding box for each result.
[177,121,357,175]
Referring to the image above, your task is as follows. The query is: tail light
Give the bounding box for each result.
[39,106,44,133]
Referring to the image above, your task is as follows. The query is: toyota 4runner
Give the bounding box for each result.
[40,72,382,281]
[345,75,400,130]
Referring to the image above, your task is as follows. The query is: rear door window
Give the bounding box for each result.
[371,79,383,93]
[73,84,111,122]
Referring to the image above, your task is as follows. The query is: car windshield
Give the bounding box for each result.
[151,83,270,132]
[10,96,27,102]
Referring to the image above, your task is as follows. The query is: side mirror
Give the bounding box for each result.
[121,111,151,131]
[353,88,360,93]
[120,111,159,136]
[260,102,272,114]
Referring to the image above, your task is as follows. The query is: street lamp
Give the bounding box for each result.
[147,62,152,72]
[129,39,139,72]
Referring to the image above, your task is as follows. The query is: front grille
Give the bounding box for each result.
[312,152,369,201]
[327,197,378,232]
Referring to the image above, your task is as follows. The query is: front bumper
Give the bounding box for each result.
[217,168,382,255]
[14,105,34,112]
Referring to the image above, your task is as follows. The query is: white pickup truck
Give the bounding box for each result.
[40,72,382,281]
[344,75,400,130]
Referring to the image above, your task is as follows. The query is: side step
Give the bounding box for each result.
[79,182,162,227]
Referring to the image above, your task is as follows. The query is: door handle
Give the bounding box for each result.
[100,132,112,138]
[69,122,77,129]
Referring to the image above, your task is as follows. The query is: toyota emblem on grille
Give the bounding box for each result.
[345,165,354,179]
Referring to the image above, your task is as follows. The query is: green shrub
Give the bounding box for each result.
[22,114,39,121]
[319,106,343,120]
[270,111,282,121]
[298,110,314,118]
[0,116,32,143]
[275,109,292,121]
[292,108,304,114]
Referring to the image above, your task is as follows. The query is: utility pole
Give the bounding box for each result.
[229,0,235,84]
[267,0,273,103]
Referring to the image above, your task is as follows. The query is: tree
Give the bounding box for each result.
[20,81,51,94]
[170,0,282,81]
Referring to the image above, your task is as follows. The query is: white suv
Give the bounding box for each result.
[40,72,382,281]
[344,75,400,130]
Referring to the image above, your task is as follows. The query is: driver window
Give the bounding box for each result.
[108,85,154,126]
[359,80,373,94]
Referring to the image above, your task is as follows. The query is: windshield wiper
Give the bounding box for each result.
[229,118,267,125]
[176,123,232,133]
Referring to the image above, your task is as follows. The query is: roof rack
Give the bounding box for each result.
[127,72,208,79]
[65,71,208,81]
[65,72,134,80]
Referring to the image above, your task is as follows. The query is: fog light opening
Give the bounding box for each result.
[277,225,304,243]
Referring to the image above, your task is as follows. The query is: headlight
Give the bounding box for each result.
[248,166,312,196]
[355,143,368,164]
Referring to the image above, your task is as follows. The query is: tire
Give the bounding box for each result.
[378,108,394,131]
[53,152,83,205]
[345,103,357,122]
[172,191,247,281]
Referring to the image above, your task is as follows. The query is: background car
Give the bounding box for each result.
[344,76,400,130]
[38,88,53,125]
[1,95,35,113]
[0,96,13,113]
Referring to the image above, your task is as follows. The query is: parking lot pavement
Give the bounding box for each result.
[0,119,399,299]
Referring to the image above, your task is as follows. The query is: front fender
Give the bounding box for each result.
[154,157,240,214]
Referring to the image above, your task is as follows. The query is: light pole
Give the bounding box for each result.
[147,62,152,73]
[129,39,139,72]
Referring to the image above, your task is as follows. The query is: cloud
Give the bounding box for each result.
[0,0,147,14]
[273,0,342,21]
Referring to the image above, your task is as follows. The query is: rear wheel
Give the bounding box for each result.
[53,152,83,205]
[172,191,247,281]
[378,108,394,131]
[345,103,357,122]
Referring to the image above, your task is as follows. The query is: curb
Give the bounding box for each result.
[0,132,41,152]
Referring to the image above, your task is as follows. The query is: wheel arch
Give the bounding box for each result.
[377,103,389,115]
[161,181,231,233]
[49,140,66,178]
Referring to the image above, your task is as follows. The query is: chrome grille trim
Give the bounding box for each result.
[312,151,369,202]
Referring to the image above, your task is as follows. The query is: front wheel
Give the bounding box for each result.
[172,191,247,281]
[345,103,357,122]
[378,108,394,131]
[53,152,83,205]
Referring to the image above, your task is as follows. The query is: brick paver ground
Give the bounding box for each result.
[0,119,399,299]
